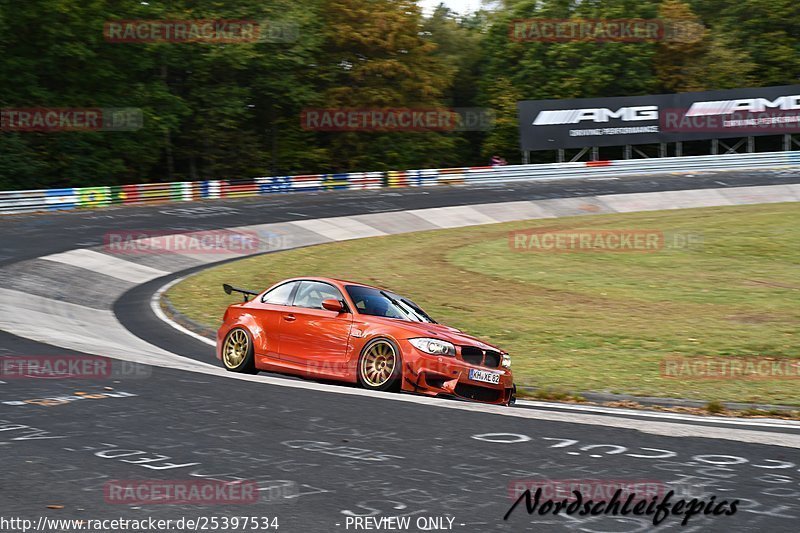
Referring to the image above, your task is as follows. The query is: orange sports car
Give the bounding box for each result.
[216,277,515,405]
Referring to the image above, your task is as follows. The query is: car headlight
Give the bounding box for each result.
[501,354,512,369]
[409,338,456,356]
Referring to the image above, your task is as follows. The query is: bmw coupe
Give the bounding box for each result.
[217,277,515,405]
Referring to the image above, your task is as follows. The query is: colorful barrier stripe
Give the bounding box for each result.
[347,172,383,190]
[292,175,323,192]
[45,188,76,210]
[323,173,350,190]
[406,169,439,186]
[4,151,797,214]
[257,176,291,193]
[122,184,141,204]
[387,171,407,188]
[223,179,259,198]
[78,186,112,208]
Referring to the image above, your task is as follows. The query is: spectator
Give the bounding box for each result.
[491,155,508,167]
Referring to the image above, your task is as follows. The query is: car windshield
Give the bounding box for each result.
[345,285,436,323]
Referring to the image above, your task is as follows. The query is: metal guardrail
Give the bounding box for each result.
[1,151,798,214]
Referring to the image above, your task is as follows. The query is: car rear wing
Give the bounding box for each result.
[223,283,260,302]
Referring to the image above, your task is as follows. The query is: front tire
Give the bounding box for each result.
[221,327,258,374]
[507,384,517,406]
[357,338,402,392]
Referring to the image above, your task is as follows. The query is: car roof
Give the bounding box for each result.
[281,276,383,291]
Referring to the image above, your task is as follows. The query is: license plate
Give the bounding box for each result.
[469,368,500,384]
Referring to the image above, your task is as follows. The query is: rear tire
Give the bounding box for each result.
[221,327,258,374]
[357,338,402,392]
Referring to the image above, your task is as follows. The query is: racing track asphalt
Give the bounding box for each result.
[2,170,800,532]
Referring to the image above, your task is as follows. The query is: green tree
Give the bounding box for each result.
[652,0,706,92]
[687,0,800,86]
[477,0,661,158]
[481,76,524,163]
[310,0,458,171]
[423,5,489,165]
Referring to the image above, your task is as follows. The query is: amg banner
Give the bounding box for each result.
[517,85,800,151]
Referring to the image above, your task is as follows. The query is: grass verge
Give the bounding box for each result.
[166,203,800,406]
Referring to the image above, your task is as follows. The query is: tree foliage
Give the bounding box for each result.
[0,0,796,189]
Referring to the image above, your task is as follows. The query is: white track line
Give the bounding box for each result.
[151,275,216,347]
[515,400,800,429]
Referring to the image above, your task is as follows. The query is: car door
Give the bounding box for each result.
[249,280,299,359]
[279,280,353,374]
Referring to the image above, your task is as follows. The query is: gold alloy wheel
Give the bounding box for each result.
[223,329,249,369]
[360,340,397,387]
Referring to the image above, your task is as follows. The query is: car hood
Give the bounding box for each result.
[367,316,505,352]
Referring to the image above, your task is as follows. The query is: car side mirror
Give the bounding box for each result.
[321,299,345,313]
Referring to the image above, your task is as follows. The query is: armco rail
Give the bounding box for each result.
[1,150,799,214]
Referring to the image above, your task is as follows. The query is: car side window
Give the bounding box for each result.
[292,281,343,310]
[261,281,297,305]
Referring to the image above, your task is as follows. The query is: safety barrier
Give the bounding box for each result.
[1,151,798,214]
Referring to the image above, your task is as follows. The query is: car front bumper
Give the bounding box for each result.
[399,341,515,405]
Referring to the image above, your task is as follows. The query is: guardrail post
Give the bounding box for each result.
[570,147,589,162]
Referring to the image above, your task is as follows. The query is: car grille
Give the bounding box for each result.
[460,346,484,365]
[484,350,502,368]
[459,346,502,368]
[454,383,502,403]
